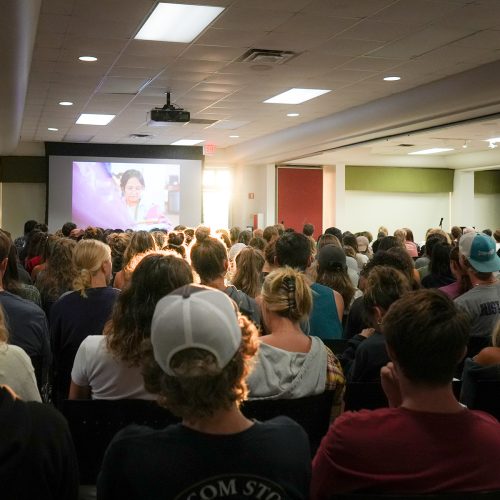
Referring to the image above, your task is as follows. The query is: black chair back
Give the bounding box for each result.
[344,382,388,412]
[241,391,335,455]
[61,399,179,484]
[469,380,500,421]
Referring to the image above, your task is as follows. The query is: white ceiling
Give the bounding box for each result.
[3,0,500,167]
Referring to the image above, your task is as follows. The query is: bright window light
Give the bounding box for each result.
[485,137,500,143]
[203,169,232,229]
[383,76,401,81]
[409,148,454,155]
[171,139,204,146]
[79,56,98,62]
[264,88,331,104]
[135,3,225,43]
[76,114,115,125]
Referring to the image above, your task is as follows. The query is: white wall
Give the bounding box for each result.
[1,182,46,238]
[343,191,451,242]
[474,193,500,231]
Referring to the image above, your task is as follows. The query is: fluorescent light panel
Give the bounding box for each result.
[264,88,331,104]
[79,56,98,62]
[384,76,400,81]
[76,114,115,125]
[171,139,204,146]
[409,148,454,155]
[135,3,225,43]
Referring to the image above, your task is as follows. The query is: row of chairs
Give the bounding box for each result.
[61,379,500,486]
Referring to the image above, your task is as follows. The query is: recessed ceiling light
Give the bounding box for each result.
[135,3,225,43]
[229,135,239,138]
[59,101,73,106]
[409,148,454,155]
[171,139,204,146]
[76,114,115,125]
[47,127,58,131]
[78,56,98,62]
[287,113,300,117]
[264,88,331,104]
[383,76,401,81]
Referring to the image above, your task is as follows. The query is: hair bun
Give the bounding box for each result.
[195,226,211,242]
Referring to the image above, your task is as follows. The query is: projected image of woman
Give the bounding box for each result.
[120,169,171,230]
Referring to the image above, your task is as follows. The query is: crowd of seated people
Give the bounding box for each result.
[0,218,499,499]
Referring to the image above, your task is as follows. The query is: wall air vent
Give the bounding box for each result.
[130,134,153,139]
[237,48,298,65]
[398,143,415,147]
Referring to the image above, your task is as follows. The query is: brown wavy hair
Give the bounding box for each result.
[232,247,265,298]
[105,252,193,366]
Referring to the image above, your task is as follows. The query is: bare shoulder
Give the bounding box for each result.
[474,347,500,366]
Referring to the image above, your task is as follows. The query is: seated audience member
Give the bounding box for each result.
[461,320,500,407]
[343,233,368,270]
[276,232,344,339]
[439,245,471,300]
[1,233,41,306]
[356,235,372,260]
[113,230,157,289]
[51,239,119,403]
[247,267,344,405]
[318,233,359,287]
[376,235,404,253]
[166,230,186,258]
[98,285,311,499]
[151,229,167,249]
[106,231,131,281]
[386,246,421,288]
[253,228,264,239]
[248,236,266,252]
[36,237,77,317]
[227,241,246,280]
[229,225,241,246]
[190,227,261,326]
[23,230,48,274]
[238,229,252,245]
[14,219,38,257]
[30,233,57,283]
[215,228,231,249]
[61,221,77,237]
[70,252,192,400]
[451,225,463,246]
[231,246,265,299]
[342,266,411,381]
[0,306,40,402]
[455,232,500,338]
[0,232,50,391]
[495,228,500,252]
[303,223,315,238]
[0,385,78,499]
[262,239,278,278]
[311,289,500,497]
[316,245,361,322]
[263,225,279,245]
[403,227,419,258]
[421,242,455,288]
[416,232,448,277]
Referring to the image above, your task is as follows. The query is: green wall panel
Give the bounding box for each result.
[474,170,500,194]
[346,166,454,193]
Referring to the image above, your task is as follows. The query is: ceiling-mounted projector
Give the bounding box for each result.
[147,92,190,125]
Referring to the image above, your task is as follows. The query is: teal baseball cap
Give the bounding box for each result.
[459,232,500,273]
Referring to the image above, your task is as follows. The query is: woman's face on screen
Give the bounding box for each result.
[123,176,144,205]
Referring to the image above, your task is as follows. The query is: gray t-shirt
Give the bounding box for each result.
[454,281,500,337]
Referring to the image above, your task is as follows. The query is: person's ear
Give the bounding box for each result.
[374,306,385,327]
[223,259,229,271]
[0,258,8,275]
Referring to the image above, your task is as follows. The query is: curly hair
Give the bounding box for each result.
[36,238,77,303]
[141,313,259,419]
[105,252,193,366]
[261,266,312,322]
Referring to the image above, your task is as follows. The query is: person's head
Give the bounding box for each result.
[378,226,389,237]
[23,220,38,236]
[261,267,312,323]
[25,230,48,259]
[356,235,370,255]
[376,235,404,253]
[317,233,341,250]
[342,234,359,253]
[429,242,452,277]
[167,231,186,258]
[151,230,168,249]
[248,237,266,252]
[363,266,411,327]
[493,229,500,244]
[383,289,469,387]
[427,228,452,245]
[120,169,145,206]
[275,232,312,271]
[451,226,462,241]
[0,231,21,293]
[190,226,228,283]
[459,231,500,277]
[229,226,241,246]
[107,232,131,273]
[264,240,278,271]
[253,228,263,239]
[0,231,12,280]
[263,225,279,244]
[238,230,252,245]
[393,229,406,244]
[142,285,259,419]
[402,228,415,242]
[316,245,355,307]
[482,228,493,237]
[106,252,193,365]
[324,227,343,241]
[232,247,265,298]
[215,229,231,249]
[274,223,285,236]
[303,223,314,237]
[61,222,77,237]
[72,239,112,296]
[123,230,157,266]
